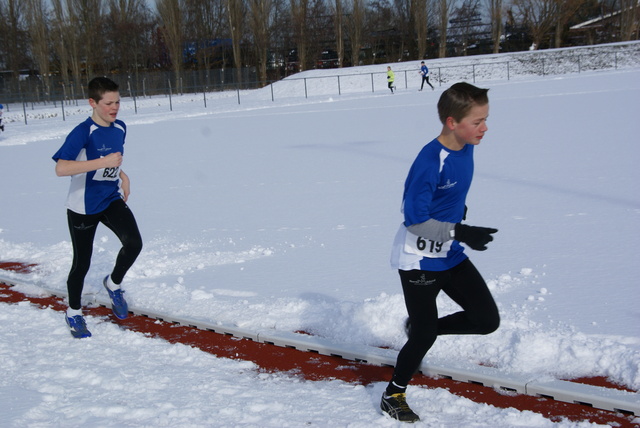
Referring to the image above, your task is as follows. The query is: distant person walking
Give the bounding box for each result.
[419,61,434,91]
[0,104,4,132]
[387,66,396,93]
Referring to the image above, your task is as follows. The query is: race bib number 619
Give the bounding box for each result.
[404,230,451,258]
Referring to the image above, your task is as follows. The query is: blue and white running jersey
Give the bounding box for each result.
[391,138,474,271]
[52,117,127,215]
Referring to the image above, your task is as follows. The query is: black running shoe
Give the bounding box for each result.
[380,392,420,423]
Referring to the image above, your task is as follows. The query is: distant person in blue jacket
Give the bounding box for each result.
[419,61,434,91]
[0,104,4,132]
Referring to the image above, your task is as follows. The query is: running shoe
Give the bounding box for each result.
[103,276,129,319]
[380,392,420,423]
[65,314,92,338]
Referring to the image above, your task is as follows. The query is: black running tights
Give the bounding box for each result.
[390,259,500,387]
[66,199,142,309]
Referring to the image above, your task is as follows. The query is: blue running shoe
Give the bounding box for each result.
[103,276,129,319]
[66,314,92,338]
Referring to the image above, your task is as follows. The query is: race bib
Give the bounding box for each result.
[404,230,451,258]
[93,166,120,182]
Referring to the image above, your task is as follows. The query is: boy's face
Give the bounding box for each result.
[452,103,489,146]
[89,91,120,126]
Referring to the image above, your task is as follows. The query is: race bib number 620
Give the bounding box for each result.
[404,231,451,258]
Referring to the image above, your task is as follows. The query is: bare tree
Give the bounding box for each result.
[393,0,413,59]
[344,0,366,66]
[333,0,345,67]
[25,0,51,99]
[413,0,428,59]
[50,0,86,98]
[72,0,105,76]
[290,0,309,70]
[184,0,227,73]
[105,0,154,78]
[50,0,72,91]
[156,0,185,91]
[227,0,246,83]
[513,0,559,49]
[552,0,584,48]
[367,0,396,63]
[249,0,274,85]
[618,0,639,41]
[0,0,28,82]
[487,0,503,53]
[437,0,456,57]
[449,0,483,55]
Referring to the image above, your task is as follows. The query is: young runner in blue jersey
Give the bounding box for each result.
[52,77,143,338]
[419,61,434,91]
[380,82,500,422]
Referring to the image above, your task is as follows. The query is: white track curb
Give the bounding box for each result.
[1,274,638,416]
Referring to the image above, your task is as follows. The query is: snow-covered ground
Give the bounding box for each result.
[1,44,639,426]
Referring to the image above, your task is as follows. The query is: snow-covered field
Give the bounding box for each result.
[1,44,639,426]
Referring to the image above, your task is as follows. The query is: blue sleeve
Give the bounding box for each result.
[117,120,127,155]
[402,148,440,226]
[52,123,88,162]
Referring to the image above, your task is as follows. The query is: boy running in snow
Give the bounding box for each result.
[387,66,396,93]
[380,82,500,422]
[419,61,434,91]
[52,77,143,338]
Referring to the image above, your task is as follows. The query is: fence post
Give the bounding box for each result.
[507,62,510,80]
[168,80,173,111]
[578,56,581,73]
[23,102,27,125]
[472,64,476,83]
[237,87,241,104]
[128,78,138,114]
[203,87,207,108]
[304,78,308,98]
[61,95,65,121]
[371,73,374,92]
[270,82,274,102]
[338,75,341,95]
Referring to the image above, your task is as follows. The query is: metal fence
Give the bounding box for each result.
[280,43,640,97]
[0,66,261,106]
[2,41,639,123]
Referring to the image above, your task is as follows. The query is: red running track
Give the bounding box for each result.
[0,262,637,427]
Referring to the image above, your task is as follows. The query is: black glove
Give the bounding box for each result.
[454,224,498,251]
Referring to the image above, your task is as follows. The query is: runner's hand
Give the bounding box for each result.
[454,224,498,251]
